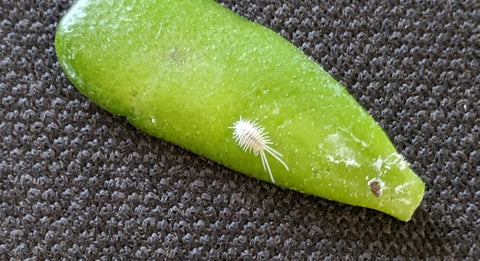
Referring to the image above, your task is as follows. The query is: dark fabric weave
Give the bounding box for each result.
[1,0,479,259]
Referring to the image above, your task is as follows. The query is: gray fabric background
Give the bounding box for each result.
[1,0,479,260]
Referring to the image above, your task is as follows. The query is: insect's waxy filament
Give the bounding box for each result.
[231,118,289,183]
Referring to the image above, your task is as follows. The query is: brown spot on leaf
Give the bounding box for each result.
[369,180,381,197]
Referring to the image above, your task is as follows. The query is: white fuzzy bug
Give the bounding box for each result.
[230,117,289,183]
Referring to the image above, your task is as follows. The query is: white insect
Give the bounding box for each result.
[230,118,289,183]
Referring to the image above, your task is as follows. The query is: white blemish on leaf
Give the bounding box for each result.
[322,133,361,168]
[373,157,384,173]
[326,155,360,167]
[398,157,408,170]
[373,153,409,175]
[399,198,412,205]
[338,127,369,147]
[395,181,415,193]
[345,158,360,167]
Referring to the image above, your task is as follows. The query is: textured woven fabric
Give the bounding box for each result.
[1,0,479,259]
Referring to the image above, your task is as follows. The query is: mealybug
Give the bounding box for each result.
[230,118,289,183]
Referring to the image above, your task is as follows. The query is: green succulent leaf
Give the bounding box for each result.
[55,0,425,221]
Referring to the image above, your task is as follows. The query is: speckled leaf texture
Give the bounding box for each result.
[1,0,479,260]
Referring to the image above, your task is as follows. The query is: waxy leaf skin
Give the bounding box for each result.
[55,0,425,221]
